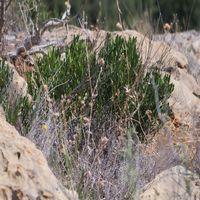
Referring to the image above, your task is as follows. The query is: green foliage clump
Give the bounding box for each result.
[26,35,174,141]
[0,59,32,133]
[96,35,174,139]
[3,96,29,128]
[0,59,13,103]
[136,69,174,137]
[0,59,21,126]
[27,37,87,100]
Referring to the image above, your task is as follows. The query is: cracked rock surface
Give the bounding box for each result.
[140,166,200,200]
[0,106,78,200]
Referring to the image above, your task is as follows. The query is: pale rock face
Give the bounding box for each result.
[169,67,200,126]
[112,30,188,69]
[140,166,200,200]
[192,39,200,65]
[4,27,198,199]
[42,27,188,69]
[192,39,200,54]
[0,106,78,200]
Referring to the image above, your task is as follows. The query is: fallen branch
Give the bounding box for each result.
[6,17,68,59]
[40,18,65,36]
[7,35,69,59]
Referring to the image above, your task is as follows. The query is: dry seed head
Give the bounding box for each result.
[65,1,71,9]
[46,96,52,103]
[81,100,85,105]
[84,92,88,99]
[62,1,71,20]
[27,94,33,105]
[89,102,93,107]
[97,157,101,164]
[163,23,171,32]
[51,111,60,118]
[60,53,66,61]
[124,85,131,96]
[65,1,71,17]
[97,178,105,189]
[66,98,71,104]
[97,58,105,66]
[116,22,123,31]
[85,170,92,178]
[92,93,97,99]
[73,134,78,140]
[43,84,48,92]
[78,96,82,100]
[83,117,91,124]
[68,139,73,145]
[115,89,120,97]
[100,136,109,146]
[146,110,152,121]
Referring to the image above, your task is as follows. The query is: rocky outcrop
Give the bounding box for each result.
[4,26,200,200]
[136,51,200,190]
[154,31,200,84]
[41,27,188,69]
[0,106,78,200]
[140,166,200,200]
[112,30,188,69]
[168,66,200,127]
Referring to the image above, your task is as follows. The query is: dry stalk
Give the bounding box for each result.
[0,0,14,54]
[116,0,124,30]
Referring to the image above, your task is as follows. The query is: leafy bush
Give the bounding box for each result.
[27,37,87,100]
[0,59,32,134]
[0,35,174,141]
[26,35,174,141]
[0,59,21,126]
[0,59,12,103]
[18,35,175,199]
[97,35,174,140]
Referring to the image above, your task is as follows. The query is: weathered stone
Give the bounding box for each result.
[140,166,200,200]
[192,39,200,53]
[0,106,78,200]
[42,27,188,69]
[113,30,188,68]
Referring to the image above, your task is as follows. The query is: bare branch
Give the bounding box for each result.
[5,0,12,11]
[40,19,64,36]
[0,0,5,51]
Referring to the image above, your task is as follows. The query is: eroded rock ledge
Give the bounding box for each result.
[140,166,200,200]
[0,106,78,200]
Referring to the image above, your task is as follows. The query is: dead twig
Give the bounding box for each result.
[116,0,124,30]
[5,0,12,11]
[40,19,64,36]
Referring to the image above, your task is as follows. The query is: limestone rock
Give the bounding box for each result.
[153,31,200,84]
[168,67,200,127]
[0,106,78,200]
[42,27,188,70]
[112,30,188,69]
[140,166,200,200]
[192,39,200,53]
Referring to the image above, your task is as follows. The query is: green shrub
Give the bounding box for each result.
[0,59,13,103]
[26,35,174,141]
[27,37,87,100]
[0,59,33,134]
[0,59,21,126]
[135,68,174,139]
